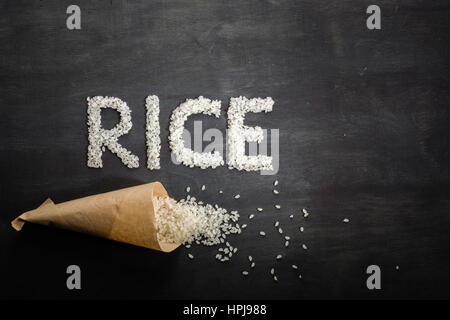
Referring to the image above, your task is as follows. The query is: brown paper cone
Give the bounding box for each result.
[11,182,179,252]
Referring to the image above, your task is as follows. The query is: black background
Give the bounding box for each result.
[1,0,449,299]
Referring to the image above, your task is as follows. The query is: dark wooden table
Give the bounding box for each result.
[1,0,449,299]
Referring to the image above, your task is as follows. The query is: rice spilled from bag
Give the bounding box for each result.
[153,196,241,247]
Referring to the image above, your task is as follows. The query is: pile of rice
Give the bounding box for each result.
[153,196,241,247]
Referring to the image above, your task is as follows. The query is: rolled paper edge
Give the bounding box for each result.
[159,242,180,253]
[11,198,55,231]
[11,218,25,231]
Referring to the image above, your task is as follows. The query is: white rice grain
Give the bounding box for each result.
[302,208,309,218]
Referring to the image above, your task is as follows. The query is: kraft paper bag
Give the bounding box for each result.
[11,182,179,252]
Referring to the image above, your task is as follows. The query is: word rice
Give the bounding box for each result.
[87,95,275,172]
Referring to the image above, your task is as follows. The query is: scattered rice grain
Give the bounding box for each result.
[302,208,309,218]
